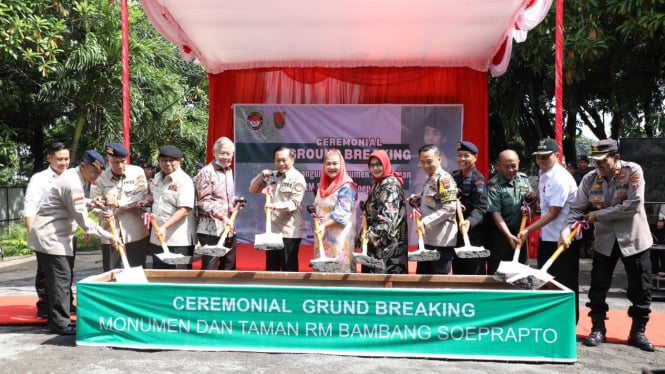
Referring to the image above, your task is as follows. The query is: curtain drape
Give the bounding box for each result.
[208,66,488,176]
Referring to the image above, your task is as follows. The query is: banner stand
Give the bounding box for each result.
[77,271,576,363]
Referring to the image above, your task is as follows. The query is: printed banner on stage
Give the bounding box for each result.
[233,104,463,244]
[76,281,576,361]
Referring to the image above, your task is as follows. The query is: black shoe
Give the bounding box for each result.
[36,309,49,319]
[50,323,76,335]
[582,329,606,347]
[628,332,655,352]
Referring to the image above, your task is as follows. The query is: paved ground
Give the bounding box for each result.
[1,251,664,374]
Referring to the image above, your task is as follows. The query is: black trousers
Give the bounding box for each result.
[36,252,74,329]
[538,239,580,322]
[486,225,528,275]
[102,237,148,271]
[199,233,237,270]
[36,245,75,314]
[265,237,300,272]
[453,227,487,275]
[149,243,194,269]
[587,241,652,320]
[416,245,455,275]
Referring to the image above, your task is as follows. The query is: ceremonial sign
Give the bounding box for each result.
[76,271,576,362]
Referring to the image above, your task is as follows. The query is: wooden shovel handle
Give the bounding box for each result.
[264,192,272,227]
[514,214,529,250]
[312,215,324,248]
[415,212,424,241]
[361,215,368,246]
[220,209,238,239]
[548,226,579,264]
[149,218,166,244]
[456,200,467,236]
[107,217,130,268]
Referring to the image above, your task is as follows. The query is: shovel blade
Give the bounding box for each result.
[115,266,149,283]
[353,254,385,272]
[506,269,554,290]
[254,232,284,250]
[310,258,345,273]
[494,260,533,282]
[454,245,490,258]
[408,249,441,262]
[156,252,192,265]
[194,244,231,257]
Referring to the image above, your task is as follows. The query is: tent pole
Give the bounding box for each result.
[555,0,564,163]
[121,0,131,161]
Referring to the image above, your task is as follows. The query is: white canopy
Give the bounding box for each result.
[140,0,552,76]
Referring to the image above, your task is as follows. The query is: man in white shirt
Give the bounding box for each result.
[22,142,70,319]
[517,138,579,321]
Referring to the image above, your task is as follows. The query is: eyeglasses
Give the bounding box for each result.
[368,162,382,169]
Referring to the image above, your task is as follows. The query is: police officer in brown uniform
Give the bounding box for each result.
[249,146,306,272]
[28,150,120,335]
[92,143,149,271]
[560,139,654,352]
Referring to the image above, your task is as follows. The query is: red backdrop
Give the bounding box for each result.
[207,66,489,176]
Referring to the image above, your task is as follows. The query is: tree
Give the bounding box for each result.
[0,0,208,182]
[489,0,665,164]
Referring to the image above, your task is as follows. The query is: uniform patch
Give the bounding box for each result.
[73,194,85,203]
[294,183,304,192]
[593,184,602,189]
[168,184,178,191]
[137,175,146,187]
[592,196,601,202]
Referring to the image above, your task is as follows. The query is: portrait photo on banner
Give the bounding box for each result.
[233,104,463,246]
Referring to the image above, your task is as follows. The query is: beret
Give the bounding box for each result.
[457,140,478,155]
[105,143,128,157]
[158,145,183,159]
[83,150,106,171]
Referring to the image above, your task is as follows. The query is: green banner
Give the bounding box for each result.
[76,281,576,362]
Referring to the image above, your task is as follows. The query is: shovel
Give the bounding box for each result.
[494,205,531,281]
[144,210,192,265]
[454,200,490,258]
[505,224,580,290]
[254,185,284,250]
[107,217,148,283]
[194,197,246,257]
[353,212,385,271]
[309,209,345,273]
[407,207,441,262]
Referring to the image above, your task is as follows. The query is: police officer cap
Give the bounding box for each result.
[195,162,204,168]
[105,143,128,158]
[589,139,618,160]
[83,150,106,171]
[141,162,153,169]
[532,138,559,155]
[158,145,183,159]
[457,140,478,155]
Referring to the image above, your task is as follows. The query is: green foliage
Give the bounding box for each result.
[0,222,31,256]
[1,0,208,180]
[0,212,101,257]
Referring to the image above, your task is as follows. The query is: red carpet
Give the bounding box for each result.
[576,308,665,347]
[0,296,76,325]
